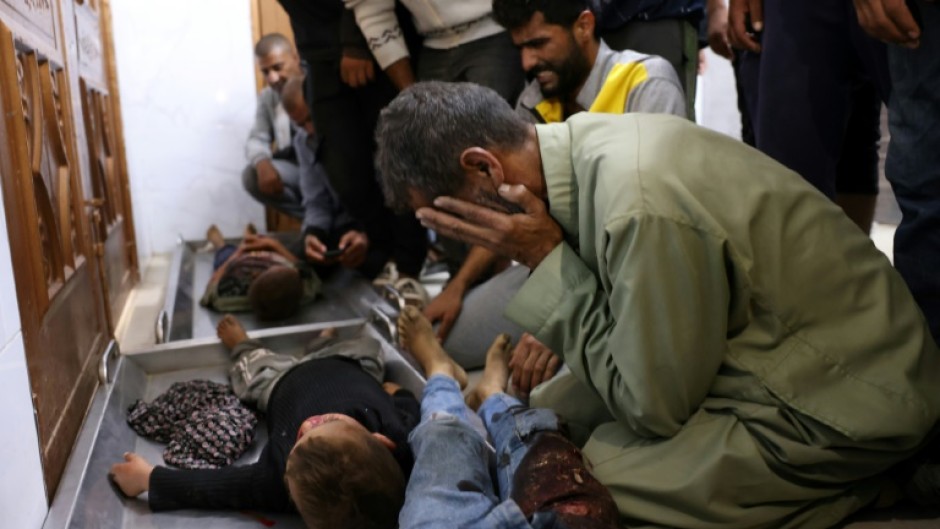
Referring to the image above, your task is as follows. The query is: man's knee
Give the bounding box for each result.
[241,163,260,196]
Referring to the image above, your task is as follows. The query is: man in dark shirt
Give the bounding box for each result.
[275,0,428,284]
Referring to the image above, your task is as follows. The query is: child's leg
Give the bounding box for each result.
[399,373,534,529]
[217,314,250,350]
[398,306,468,388]
[218,315,297,412]
[206,224,225,249]
[467,332,557,500]
[398,312,534,528]
[472,336,620,529]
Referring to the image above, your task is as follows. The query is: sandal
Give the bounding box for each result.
[393,277,430,310]
[372,261,399,289]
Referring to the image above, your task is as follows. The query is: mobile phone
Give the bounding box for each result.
[323,247,346,259]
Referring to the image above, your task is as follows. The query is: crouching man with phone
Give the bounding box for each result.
[280,75,380,277]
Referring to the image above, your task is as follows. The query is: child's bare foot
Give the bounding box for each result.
[217,314,249,350]
[466,333,513,411]
[398,306,467,388]
[244,222,258,237]
[206,224,225,250]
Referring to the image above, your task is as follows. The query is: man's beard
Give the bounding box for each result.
[528,38,592,100]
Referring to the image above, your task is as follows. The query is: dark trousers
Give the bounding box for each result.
[417,32,525,105]
[736,0,889,199]
[886,1,940,343]
[305,58,428,278]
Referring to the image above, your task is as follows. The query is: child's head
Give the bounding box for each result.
[248,265,302,321]
[285,414,405,529]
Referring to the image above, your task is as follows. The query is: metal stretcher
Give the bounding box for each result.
[44,312,420,529]
[155,235,388,343]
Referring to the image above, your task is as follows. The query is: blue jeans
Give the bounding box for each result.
[886,0,940,344]
[399,376,565,529]
[212,244,237,270]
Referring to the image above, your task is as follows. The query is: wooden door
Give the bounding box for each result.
[0,0,110,496]
[71,0,138,329]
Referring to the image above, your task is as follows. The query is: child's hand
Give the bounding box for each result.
[382,381,402,395]
[109,452,154,497]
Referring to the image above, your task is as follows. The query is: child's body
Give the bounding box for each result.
[111,315,419,527]
[200,224,320,320]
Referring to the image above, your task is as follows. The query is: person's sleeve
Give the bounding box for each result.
[624,58,687,117]
[505,215,731,439]
[340,8,372,58]
[344,0,410,69]
[393,389,421,430]
[246,92,276,166]
[148,457,289,512]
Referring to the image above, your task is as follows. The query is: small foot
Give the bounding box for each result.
[465,333,512,411]
[217,314,249,350]
[398,306,467,388]
[206,224,225,249]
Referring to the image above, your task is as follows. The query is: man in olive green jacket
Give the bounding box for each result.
[375,81,940,529]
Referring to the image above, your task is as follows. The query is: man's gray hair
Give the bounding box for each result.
[254,33,294,58]
[375,81,530,212]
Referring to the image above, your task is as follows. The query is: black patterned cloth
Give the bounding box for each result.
[127,380,258,470]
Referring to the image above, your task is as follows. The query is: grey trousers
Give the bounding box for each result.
[241,158,303,218]
[418,32,525,105]
[443,265,528,369]
[601,18,699,119]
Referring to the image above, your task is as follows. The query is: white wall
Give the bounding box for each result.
[0,195,48,526]
[696,48,743,141]
[110,0,265,264]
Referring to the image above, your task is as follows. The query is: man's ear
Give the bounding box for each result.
[459,147,505,188]
[371,432,397,451]
[573,10,596,44]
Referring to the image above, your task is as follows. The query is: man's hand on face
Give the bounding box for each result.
[728,0,763,52]
[509,333,561,398]
[416,185,563,270]
[256,159,284,196]
[853,0,924,48]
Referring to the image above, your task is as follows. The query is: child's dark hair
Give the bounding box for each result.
[248,265,302,321]
[493,0,589,31]
[285,430,406,529]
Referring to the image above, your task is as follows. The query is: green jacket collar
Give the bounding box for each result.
[535,123,579,243]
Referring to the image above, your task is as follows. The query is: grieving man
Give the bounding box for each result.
[427,0,686,377]
[375,81,940,528]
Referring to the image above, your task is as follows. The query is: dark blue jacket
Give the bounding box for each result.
[590,0,704,30]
